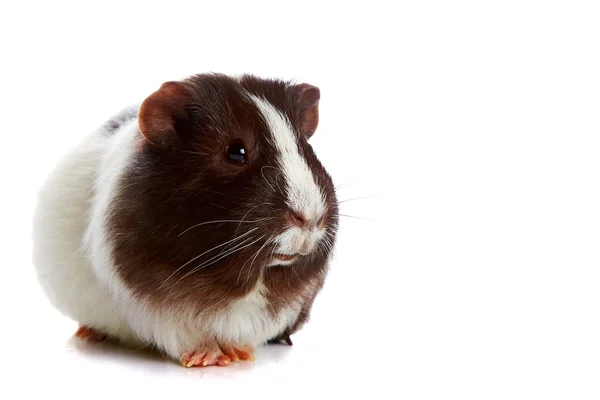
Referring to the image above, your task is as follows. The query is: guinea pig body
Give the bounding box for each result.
[32,74,338,366]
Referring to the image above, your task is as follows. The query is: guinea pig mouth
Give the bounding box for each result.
[274,253,299,262]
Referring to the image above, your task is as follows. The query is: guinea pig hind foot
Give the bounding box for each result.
[74,325,108,342]
[181,341,254,368]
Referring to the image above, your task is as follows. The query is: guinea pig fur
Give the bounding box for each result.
[32,73,339,367]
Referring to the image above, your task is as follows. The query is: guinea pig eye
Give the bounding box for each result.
[225,140,247,164]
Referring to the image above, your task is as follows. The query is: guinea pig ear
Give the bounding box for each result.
[295,83,320,140]
[138,81,191,148]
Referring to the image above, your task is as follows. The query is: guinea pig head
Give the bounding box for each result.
[108,73,338,309]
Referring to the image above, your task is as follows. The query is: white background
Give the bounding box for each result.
[1,1,599,399]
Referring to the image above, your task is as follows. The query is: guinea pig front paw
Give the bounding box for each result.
[74,325,108,342]
[219,344,254,363]
[181,342,254,368]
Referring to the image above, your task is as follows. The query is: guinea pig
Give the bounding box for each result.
[32,73,339,367]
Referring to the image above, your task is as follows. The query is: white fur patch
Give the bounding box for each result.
[249,95,326,220]
[249,95,327,258]
[32,119,140,345]
[210,280,300,344]
[273,226,326,256]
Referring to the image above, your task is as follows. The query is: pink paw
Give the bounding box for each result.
[74,326,107,342]
[181,343,254,367]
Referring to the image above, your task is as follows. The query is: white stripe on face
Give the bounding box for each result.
[250,95,326,222]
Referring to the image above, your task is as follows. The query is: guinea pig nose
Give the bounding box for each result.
[289,211,308,228]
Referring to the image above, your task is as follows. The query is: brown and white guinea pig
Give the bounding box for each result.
[32,73,338,367]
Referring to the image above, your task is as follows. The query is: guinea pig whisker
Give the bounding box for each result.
[334,180,351,191]
[326,235,335,253]
[178,235,266,284]
[318,236,328,255]
[186,235,260,275]
[261,166,278,193]
[318,231,336,257]
[290,261,302,283]
[178,218,270,237]
[262,165,285,196]
[218,203,274,255]
[188,199,237,213]
[337,195,380,204]
[194,188,250,202]
[181,242,264,288]
[216,209,274,260]
[185,228,258,268]
[237,239,274,286]
[217,217,275,257]
[275,172,285,196]
[237,237,274,286]
[237,241,263,285]
[338,213,372,221]
[180,150,209,156]
[158,228,259,290]
[235,203,275,233]
[323,177,360,196]
[245,239,274,286]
